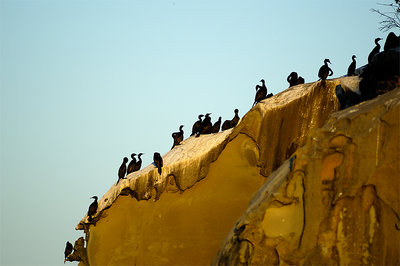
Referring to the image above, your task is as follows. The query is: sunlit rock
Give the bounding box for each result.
[69,77,400,265]
[214,88,400,265]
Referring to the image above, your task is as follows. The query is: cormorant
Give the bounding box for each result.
[287,72,298,87]
[117,157,128,183]
[191,114,204,136]
[212,116,222,133]
[253,79,267,107]
[64,241,73,262]
[171,125,184,149]
[87,196,98,222]
[153,152,163,175]
[222,109,240,130]
[318,59,333,80]
[368,38,382,64]
[347,55,357,76]
[297,76,305,84]
[133,153,143,172]
[199,113,212,136]
[126,153,137,174]
[231,109,240,128]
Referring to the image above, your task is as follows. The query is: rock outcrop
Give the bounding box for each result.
[214,87,400,265]
[69,76,399,265]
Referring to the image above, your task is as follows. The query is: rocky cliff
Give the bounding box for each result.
[69,77,400,265]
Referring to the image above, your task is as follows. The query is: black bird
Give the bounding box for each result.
[230,109,240,128]
[222,109,240,130]
[297,76,305,84]
[191,114,204,136]
[133,153,144,172]
[117,157,128,183]
[287,72,299,87]
[318,59,333,80]
[87,196,98,222]
[368,38,382,64]
[171,125,184,149]
[253,79,267,107]
[347,55,357,76]
[64,241,73,262]
[153,152,163,175]
[212,116,222,133]
[126,153,137,174]
[199,113,212,136]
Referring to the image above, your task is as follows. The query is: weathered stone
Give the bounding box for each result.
[70,77,399,265]
[214,88,400,265]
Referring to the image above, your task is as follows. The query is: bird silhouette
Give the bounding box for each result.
[222,109,240,130]
[153,152,163,175]
[87,196,98,222]
[117,157,128,183]
[126,153,137,174]
[287,72,299,87]
[64,241,73,263]
[253,79,267,107]
[199,113,212,136]
[318,59,333,80]
[191,114,204,136]
[133,153,144,172]
[171,125,184,149]
[212,116,222,133]
[347,55,357,76]
[368,38,382,64]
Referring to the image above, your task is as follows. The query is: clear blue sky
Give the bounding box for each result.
[0,0,391,264]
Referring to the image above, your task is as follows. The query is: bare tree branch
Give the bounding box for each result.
[371,2,400,31]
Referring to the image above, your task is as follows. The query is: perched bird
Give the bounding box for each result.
[222,109,240,130]
[64,241,73,262]
[212,116,222,133]
[126,153,137,174]
[191,114,204,136]
[253,79,267,107]
[368,38,382,64]
[318,59,333,80]
[117,157,129,183]
[347,55,357,76]
[133,153,144,172]
[230,109,240,128]
[87,196,98,222]
[287,72,299,87]
[171,125,184,149]
[297,76,305,84]
[199,113,212,136]
[153,152,163,175]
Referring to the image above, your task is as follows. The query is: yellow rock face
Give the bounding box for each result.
[85,134,266,265]
[71,77,399,265]
[215,88,400,265]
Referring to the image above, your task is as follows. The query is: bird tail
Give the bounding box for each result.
[158,167,162,175]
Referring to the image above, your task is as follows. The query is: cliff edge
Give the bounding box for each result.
[69,76,399,265]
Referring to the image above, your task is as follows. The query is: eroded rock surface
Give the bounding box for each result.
[71,77,399,265]
[214,88,400,265]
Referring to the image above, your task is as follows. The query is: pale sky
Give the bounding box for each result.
[0,0,390,265]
